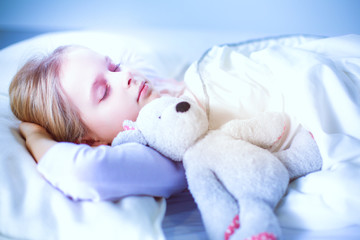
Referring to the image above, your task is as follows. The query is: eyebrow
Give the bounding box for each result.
[104,56,111,65]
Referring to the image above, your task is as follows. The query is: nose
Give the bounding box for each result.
[176,101,191,113]
[108,70,132,88]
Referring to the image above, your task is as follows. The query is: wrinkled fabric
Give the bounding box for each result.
[184,35,360,230]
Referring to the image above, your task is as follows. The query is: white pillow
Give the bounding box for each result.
[0,30,186,240]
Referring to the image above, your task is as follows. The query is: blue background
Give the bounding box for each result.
[1,0,359,49]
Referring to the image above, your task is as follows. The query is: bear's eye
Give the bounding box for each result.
[158,116,161,119]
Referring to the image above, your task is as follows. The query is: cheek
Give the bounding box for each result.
[90,99,141,141]
[122,105,140,122]
[104,107,138,141]
[109,91,140,120]
[92,114,124,143]
[108,101,139,127]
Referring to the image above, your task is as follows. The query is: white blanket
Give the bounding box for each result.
[184,34,360,230]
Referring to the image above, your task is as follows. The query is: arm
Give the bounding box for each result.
[38,142,187,201]
[220,112,288,150]
[20,122,187,200]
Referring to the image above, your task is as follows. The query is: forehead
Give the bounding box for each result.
[62,47,103,65]
[60,47,104,82]
[59,47,105,104]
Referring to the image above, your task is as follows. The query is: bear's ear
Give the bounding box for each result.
[111,120,148,147]
[123,120,136,131]
[111,128,148,147]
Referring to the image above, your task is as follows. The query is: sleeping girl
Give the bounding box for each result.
[9,43,324,201]
[9,45,188,200]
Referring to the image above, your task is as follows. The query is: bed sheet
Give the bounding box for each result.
[2,30,360,240]
[164,190,360,240]
[0,30,191,240]
[0,29,267,240]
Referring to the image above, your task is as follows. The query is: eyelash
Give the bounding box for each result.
[100,61,120,102]
[99,84,109,102]
[112,63,121,72]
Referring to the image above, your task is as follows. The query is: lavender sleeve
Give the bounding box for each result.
[37,142,187,201]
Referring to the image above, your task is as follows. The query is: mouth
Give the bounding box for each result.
[137,81,148,102]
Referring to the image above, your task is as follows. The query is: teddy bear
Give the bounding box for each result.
[112,96,322,240]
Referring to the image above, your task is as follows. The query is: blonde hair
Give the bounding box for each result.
[9,46,87,142]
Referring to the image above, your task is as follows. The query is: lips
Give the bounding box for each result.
[137,81,148,102]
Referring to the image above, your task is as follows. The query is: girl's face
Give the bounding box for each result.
[59,47,160,145]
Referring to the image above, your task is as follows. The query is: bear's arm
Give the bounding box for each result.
[220,112,287,149]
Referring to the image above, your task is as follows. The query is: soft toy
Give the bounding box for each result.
[112,96,322,240]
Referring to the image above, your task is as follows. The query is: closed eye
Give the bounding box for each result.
[109,62,121,72]
[96,83,109,102]
[105,56,121,72]
[113,63,121,72]
[101,84,110,101]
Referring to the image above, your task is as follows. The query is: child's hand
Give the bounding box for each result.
[20,122,48,140]
[19,122,57,163]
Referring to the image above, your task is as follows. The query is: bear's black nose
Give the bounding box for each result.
[176,101,191,113]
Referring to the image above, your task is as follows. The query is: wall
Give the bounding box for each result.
[1,0,360,49]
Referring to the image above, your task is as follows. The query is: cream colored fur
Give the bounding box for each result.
[112,96,322,240]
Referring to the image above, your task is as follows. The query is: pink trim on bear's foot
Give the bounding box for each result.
[245,232,277,240]
[224,215,240,240]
